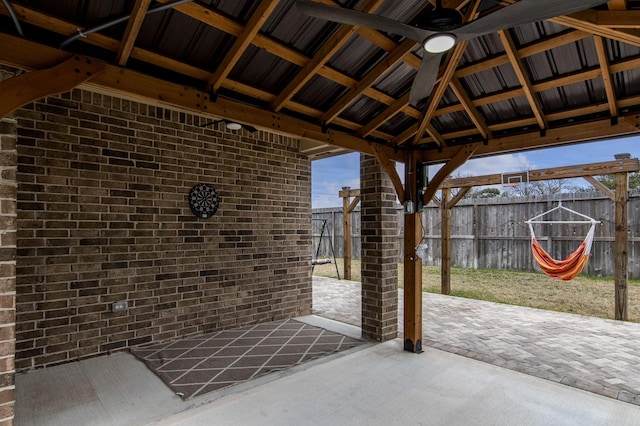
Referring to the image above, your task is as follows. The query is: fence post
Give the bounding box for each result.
[614,172,629,320]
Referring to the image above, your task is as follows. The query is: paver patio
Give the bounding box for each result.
[312,276,640,405]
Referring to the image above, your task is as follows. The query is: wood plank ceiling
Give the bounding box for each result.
[1,0,639,165]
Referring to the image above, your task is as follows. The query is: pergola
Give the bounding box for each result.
[1,0,640,355]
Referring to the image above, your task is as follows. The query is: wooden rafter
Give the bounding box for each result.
[594,36,618,118]
[449,76,491,140]
[0,33,404,164]
[498,29,547,131]
[357,93,410,138]
[407,0,482,147]
[551,12,640,47]
[322,38,416,124]
[2,1,639,161]
[271,0,385,112]
[456,29,591,78]
[12,0,640,154]
[207,0,280,93]
[115,0,151,66]
[152,0,403,112]
[0,55,104,118]
[590,11,640,28]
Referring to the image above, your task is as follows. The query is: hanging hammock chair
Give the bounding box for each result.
[525,201,599,281]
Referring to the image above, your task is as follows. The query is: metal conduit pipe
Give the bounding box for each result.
[59,0,194,49]
[2,0,24,37]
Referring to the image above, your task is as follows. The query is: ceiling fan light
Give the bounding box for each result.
[225,121,242,131]
[423,33,456,53]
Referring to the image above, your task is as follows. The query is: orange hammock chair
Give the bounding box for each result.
[526,202,598,281]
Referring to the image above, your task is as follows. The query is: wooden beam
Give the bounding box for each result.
[370,143,405,203]
[455,29,591,78]
[441,188,452,295]
[608,0,627,10]
[0,55,104,118]
[449,77,491,140]
[339,187,361,281]
[0,33,406,163]
[207,0,280,93]
[614,171,628,320]
[408,5,481,146]
[441,158,640,188]
[403,150,423,353]
[551,11,640,48]
[322,39,416,124]
[271,0,385,112]
[586,11,640,28]
[583,176,616,200]
[422,144,478,205]
[115,0,152,66]
[498,29,547,131]
[403,210,423,353]
[405,0,482,146]
[358,93,410,138]
[594,36,618,118]
[152,0,405,115]
[447,186,471,208]
[418,116,640,164]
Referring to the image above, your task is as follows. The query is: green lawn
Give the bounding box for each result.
[312,259,640,323]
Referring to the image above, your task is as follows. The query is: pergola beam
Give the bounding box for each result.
[440,157,640,188]
[0,55,104,118]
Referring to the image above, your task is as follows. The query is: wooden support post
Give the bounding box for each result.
[614,171,628,320]
[404,211,423,353]
[403,151,422,353]
[441,188,451,295]
[342,189,352,281]
[339,187,361,281]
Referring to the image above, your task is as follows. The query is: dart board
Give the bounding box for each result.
[188,183,219,218]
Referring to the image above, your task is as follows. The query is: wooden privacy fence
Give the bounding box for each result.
[312,190,640,279]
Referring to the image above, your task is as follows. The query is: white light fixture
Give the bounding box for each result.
[423,33,456,53]
[225,121,242,131]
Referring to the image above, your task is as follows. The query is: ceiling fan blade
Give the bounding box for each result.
[410,53,444,104]
[453,0,609,41]
[295,0,429,42]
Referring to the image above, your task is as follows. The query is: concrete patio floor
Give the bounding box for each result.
[313,276,640,405]
[14,277,640,425]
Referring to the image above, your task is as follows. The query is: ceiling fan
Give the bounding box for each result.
[296,0,609,104]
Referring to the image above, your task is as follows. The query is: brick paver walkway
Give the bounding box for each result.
[312,276,640,405]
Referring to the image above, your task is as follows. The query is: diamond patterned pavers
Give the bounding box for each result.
[131,319,363,399]
[312,276,640,405]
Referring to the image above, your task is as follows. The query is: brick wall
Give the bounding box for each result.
[14,89,312,371]
[0,66,18,425]
[0,116,17,425]
[359,154,398,342]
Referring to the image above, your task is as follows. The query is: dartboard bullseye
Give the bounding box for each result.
[189,183,219,218]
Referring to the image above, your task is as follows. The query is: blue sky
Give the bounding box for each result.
[312,135,640,208]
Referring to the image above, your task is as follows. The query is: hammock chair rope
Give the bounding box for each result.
[525,202,599,281]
